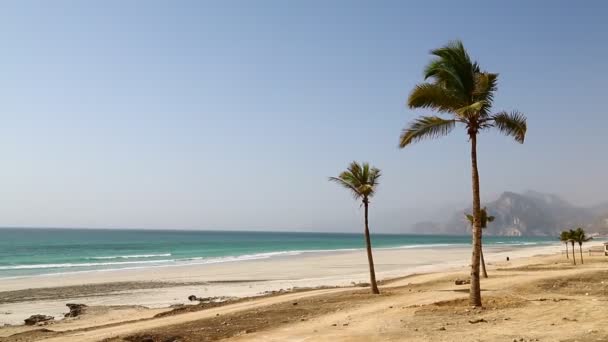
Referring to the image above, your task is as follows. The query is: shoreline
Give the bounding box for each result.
[0,243,559,289]
[0,240,558,281]
[0,242,577,326]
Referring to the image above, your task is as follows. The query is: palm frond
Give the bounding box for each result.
[424,59,465,93]
[328,176,361,200]
[573,227,593,244]
[465,214,474,226]
[465,207,493,229]
[491,111,527,143]
[399,116,456,148]
[473,73,498,117]
[455,101,487,119]
[408,83,464,113]
[329,162,382,201]
[425,40,477,95]
[559,231,570,242]
[368,167,381,187]
[364,166,381,197]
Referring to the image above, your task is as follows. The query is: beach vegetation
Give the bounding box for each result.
[330,161,382,294]
[571,227,592,264]
[568,229,577,265]
[400,40,527,307]
[466,207,494,278]
[559,231,570,259]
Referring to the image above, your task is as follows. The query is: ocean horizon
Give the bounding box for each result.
[0,228,558,279]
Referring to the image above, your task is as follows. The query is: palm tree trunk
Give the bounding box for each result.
[565,242,569,259]
[579,244,584,264]
[469,134,482,307]
[571,242,576,265]
[363,198,380,294]
[480,248,488,278]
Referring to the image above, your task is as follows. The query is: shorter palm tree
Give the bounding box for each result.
[568,229,577,265]
[330,161,381,294]
[572,227,592,264]
[559,231,570,259]
[466,207,494,278]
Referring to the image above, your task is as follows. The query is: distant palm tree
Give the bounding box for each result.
[568,229,577,265]
[330,161,381,294]
[466,207,494,278]
[572,227,592,264]
[559,231,570,259]
[400,40,527,307]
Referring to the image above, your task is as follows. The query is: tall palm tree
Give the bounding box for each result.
[559,231,570,259]
[568,229,577,265]
[572,227,592,264]
[330,161,381,294]
[466,207,494,278]
[399,41,527,307]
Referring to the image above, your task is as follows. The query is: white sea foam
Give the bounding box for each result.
[0,242,546,275]
[0,251,305,271]
[386,243,462,250]
[89,253,172,260]
[0,259,175,270]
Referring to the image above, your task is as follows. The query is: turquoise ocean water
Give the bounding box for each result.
[0,228,558,278]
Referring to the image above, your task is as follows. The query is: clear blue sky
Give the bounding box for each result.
[1,1,607,232]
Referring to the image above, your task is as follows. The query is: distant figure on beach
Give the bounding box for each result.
[507,256,510,261]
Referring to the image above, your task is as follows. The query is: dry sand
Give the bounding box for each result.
[0,244,561,326]
[1,242,607,342]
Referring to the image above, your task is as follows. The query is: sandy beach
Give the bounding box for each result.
[2,242,606,341]
[0,243,562,326]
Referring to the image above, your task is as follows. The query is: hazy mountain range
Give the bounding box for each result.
[410,190,608,237]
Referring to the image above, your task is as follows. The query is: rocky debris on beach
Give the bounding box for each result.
[535,297,571,302]
[260,289,288,295]
[188,295,234,303]
[468,318,488,324]
[259,285,338,296]
[351,281,371,288]
[64,303,88,317]
[24,314,54,326]
[454,279,471,285]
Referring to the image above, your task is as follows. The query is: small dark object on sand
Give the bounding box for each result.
[468,318,488,324]
[455,279,471,285]
[24,314,54,326]
[65,303,88,318]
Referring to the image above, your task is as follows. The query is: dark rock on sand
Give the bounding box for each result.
[65,303,88,317]
[468,318,488,324]
[24,314,54,326]
[188,295,235,303]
